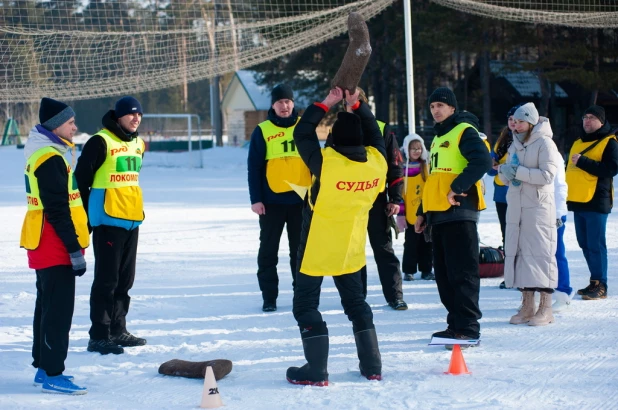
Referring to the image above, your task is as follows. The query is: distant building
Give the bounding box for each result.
[221,70,329,143]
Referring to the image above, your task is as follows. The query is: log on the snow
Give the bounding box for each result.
[158,359,233,380]
[331,12,372,93]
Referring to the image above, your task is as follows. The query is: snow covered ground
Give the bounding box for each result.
[1,145,617,409]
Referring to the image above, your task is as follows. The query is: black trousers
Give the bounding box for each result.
[257,203,303,302]
[293,270,375,334]
[431,221,482,338]
[495,202,507,248]
[402,222,433,274]
[360,199,403,303]
[32,265,75,376]
[89,225,139,339]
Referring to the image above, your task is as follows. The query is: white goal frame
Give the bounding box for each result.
[141,113,204,169]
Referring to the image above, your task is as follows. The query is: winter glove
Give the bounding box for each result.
[500,164,518,182]
[387,215,400,240]
[556,218,564,229]
[69,251,87,277]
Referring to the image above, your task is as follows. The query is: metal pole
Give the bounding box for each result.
[403,0,416,134]
[196,114,204,168]
[188,114,193,167]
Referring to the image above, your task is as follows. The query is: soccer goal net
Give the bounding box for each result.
[0,0,394,103]
[139,114,205,169]
[432,0,618,27]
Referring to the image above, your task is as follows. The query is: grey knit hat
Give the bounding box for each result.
[39,97,75,131]
[513,102,539,126]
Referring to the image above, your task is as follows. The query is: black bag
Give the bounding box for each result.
[479,246,504,278]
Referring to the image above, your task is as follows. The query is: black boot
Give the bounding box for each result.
[286,322,329,386]
[354,328,382,380]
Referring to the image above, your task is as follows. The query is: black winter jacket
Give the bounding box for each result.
[417,111,493,226]
[294,102,386,209]
[246,108,303,205]
[567,121,618,214]
[74,110,140,216]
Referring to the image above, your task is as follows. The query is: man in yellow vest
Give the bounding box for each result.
[247,84,310,312]
[414,87,492,346]
[286,87,387,386]
[75,96,146,355]
[21,97,89,394]
[566,105,618,300]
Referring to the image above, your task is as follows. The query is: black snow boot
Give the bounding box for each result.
[286,322,329,386]
[354,328,382,380]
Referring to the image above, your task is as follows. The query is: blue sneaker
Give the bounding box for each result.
[42,375,87,395]
[33,368,74,387]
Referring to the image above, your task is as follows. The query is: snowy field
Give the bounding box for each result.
[1,145,617,410]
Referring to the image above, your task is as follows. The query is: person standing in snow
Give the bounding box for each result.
[499,103,560,326]
[552,151,572,312]
[414,87,491,345]
[399,134,433,281]
[326,88,407,310]
[75,96,147,355]
[247,84,310,312]
[286,87,387,386]
[21,97,89,394]
[486,105,520,289]
[566,105,618,300]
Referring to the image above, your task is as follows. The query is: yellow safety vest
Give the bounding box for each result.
[493,145,507,187]
[377,120,386,136]
[403,163,428,224]
[301,147,387,276]
[259,119,311,194]
[423,123,486,212]
[20,146,89,250]
[566,134,616,203]
[92,129,145,221]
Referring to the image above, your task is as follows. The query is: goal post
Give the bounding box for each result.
[140,114,205,169]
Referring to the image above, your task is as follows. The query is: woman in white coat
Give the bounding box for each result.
[499,103,560,326]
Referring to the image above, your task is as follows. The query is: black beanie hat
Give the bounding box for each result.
[507,104,522,119]
[115,96,143,119]
[39,97,75,131]
[428,87,458,111]
[332,112,363,147]
[584,105,606,124]
[271,84,294,105]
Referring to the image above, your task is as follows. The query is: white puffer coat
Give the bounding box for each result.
[499,117,559,289]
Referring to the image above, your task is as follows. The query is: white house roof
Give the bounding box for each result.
[222,70,313,111]
[490,61,568,98]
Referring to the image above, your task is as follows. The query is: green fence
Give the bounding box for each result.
[146,140,213,152]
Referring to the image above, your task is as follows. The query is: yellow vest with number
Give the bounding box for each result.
[92,129,145,221]
[259,119,311,194]
[566,134,616,203]
[301,147,387,276]
[20,146,90,250]
[403,164,428,224]
[423,123,486,212]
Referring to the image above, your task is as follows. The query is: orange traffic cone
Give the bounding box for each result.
[444,344,471,375]
[200,366,223,408]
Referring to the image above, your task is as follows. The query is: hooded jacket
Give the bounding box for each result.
[417,111,492,226]
[74,110,144,230]
[23,126,83,269]
[247,108,304,206]
[566,121,618,214]
[399,134,428,219]
[293,101,386,275]
[500,117,559,288]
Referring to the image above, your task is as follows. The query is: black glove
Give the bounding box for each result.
[69,251,87,277]
[387,215,400,240]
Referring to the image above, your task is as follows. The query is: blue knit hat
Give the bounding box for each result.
[39,97,75,131]
[507,104,522,119]
[115,96,143,118]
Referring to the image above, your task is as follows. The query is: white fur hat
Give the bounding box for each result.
[401,133,428,161]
